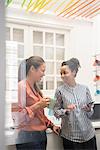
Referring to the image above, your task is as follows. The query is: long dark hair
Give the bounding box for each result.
[26,56,45,75]
[18,59,27,82]
[18,56,45,97]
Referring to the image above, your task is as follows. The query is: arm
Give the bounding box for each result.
[54,89,76,119]
[12,82,34,126]
[82,87,94,118]
[18,81,50,118]
[43,113,60,135]
[54,89,68,119]
[27,98,50,118]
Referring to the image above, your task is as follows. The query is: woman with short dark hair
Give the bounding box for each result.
[54,58,97,150]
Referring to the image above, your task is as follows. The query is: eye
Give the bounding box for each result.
[64,71,66,74]
[60,71,66,75]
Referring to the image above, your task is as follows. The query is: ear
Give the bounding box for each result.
[30,66,35,72]
[72,70,76,77]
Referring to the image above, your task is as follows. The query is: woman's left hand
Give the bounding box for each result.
[82,104,92,112]
[52,125,61,135]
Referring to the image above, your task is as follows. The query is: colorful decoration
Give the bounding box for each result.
[6,0,13,6]
[58,0,75,16]
[6,0,100,19]
[21,0,27,7]
[93,53,100,96]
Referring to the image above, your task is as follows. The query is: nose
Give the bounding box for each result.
[61,74,65,78]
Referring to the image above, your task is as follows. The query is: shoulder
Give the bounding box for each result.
[18,80,25,86]
[18,80,26,90]
[78,83,88,88]
[56,85,64,91]
[55,85,65,95]
[77,84,89,91]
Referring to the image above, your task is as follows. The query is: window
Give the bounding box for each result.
[6,24,68,93]
[32,28,67,91]
[5,24,26,132]
[6,24,25,66]
[5,41,18,130]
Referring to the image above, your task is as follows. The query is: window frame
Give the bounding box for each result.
[6,23,70,97]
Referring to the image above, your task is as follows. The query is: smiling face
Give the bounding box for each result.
[60,65,75,83]
[31,63,46,82]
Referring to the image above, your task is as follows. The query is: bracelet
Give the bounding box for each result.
[50,124,54,130]
[47,124,54,130]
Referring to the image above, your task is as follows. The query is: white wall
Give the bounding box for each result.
[68,16,100,100]
[69,23,94,94]
[92,15,100,52]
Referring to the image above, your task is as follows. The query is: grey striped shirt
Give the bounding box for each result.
[54,83,95,143]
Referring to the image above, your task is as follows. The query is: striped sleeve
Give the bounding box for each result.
[54,88,67,118]
[85,87,94,118]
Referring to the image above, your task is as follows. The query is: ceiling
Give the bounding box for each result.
[6,0,100,19]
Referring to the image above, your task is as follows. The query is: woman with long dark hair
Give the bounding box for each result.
[16,56,60,150]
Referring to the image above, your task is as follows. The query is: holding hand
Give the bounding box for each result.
[30,97,51,111]
[38,98,50,109]
[52,125,61,135]
[82,103,94,112]
[66,104,76,113]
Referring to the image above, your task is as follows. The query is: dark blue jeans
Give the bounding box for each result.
[62,136,97,150]
[16,130,47,150]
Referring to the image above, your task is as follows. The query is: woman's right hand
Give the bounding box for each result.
[66,104,76,112]
[30,98,50,111]
[38,98,50,109]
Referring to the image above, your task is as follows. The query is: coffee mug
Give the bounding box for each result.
[48,98,56,109]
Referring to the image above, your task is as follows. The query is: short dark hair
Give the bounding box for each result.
[61,58,80,77]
